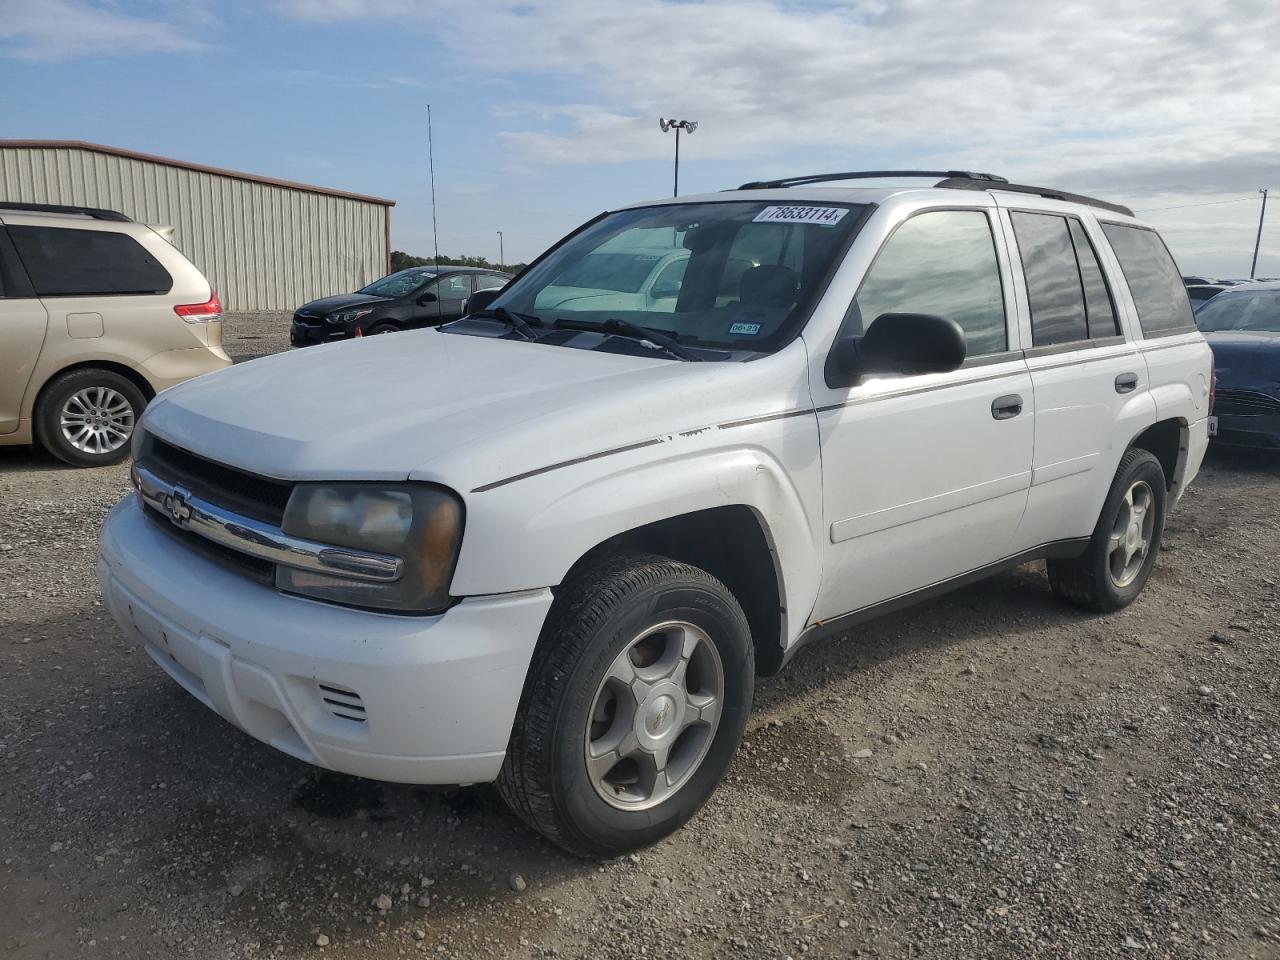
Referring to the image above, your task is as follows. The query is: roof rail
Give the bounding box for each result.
[734,169,1134,218]
[935,177,1134,217]
[0,201,132,222]
[738,170,1009,190]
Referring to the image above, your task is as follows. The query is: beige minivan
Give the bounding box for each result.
[0,203,230,466]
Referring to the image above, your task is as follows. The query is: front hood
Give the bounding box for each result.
[1206,331,1280,387]
[295,293,389,316]
[143,330,803,491]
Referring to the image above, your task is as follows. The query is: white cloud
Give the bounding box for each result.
[275,0,1280,201]
[0,0,207,61]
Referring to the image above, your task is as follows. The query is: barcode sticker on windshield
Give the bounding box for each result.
[752,205,849,227]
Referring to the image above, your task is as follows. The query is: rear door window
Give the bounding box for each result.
[1100,223,1196,337]
[9,225,172,297]
[1067,219,1119,338]
[1010,212,1088,346]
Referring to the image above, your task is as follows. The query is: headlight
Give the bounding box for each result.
[327,308,374,324]
[275,483,464,613]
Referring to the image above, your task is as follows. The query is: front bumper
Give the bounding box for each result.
[290,317,354,347]
[1212,412,1280,449]
[98,495,552,784]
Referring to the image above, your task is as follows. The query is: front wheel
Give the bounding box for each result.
[1048,447,1167,612]
[498,553,753,857]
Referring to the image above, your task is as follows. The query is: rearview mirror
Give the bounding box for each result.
[467,288,502,314]
[417,291,438,304]
[830,313,966,385]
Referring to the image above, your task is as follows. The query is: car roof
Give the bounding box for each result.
[1208,279,1280,292]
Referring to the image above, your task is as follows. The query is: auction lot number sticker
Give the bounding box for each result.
[752,205,849,227]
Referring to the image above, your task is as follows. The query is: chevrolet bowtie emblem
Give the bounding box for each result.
[163,486,193,527]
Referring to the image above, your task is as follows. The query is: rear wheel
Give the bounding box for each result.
[498,553,753,857]
[35,368,146,468]
[1048,448,1167,612]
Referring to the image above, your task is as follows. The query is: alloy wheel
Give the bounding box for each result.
[585,620,724,811]
[60,386,135,455]
[1107,479,1155,588]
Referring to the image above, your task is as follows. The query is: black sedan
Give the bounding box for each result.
[1195,281,1280,449]
[291,266,509,346]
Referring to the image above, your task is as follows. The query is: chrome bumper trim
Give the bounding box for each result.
[132,463,403,583]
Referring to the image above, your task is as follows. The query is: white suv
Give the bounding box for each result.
[98,171,1212,856]
[0,203,229,466]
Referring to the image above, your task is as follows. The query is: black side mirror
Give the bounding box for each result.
[830,313,966,385]
[417,291,438,304]
[468,288,502,314]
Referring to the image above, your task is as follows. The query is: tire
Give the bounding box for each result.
[1047,448,1167,612]
[35,368,147,468]
[366,323,400,335]
[498,552,754,858]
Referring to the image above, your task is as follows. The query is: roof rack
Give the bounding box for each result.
[934,177,1134,217]
[0,201,132,222]
[735,170,1134,218]
[738,170,1008,190]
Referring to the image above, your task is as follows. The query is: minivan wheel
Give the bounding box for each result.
[1047,448,1167,612]
[35,368,146,467]
[498,552,753,858]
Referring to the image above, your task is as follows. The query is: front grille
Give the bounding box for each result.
[141,435,292,525]
[1215,388,1280,415]
[293,312,321,326]
[141,502,275,585]
[317,682,366,723]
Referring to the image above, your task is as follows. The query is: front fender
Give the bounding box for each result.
[450,426,824,648]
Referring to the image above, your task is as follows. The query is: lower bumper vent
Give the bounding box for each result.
[318,682,366,723]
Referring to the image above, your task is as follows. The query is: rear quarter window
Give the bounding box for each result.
[1100,223,1195,337]
[9,225,172,297]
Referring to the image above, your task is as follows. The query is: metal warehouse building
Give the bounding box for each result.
[0,140,394,312]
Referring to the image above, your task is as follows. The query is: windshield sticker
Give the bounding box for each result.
[752,205,849,227]
[729,321,762,335]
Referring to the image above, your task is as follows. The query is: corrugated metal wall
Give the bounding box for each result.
[0,145,390,312]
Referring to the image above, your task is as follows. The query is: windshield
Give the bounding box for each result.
[359,269,436,298]
[481,200,867,353]
[1195,289,1280,333]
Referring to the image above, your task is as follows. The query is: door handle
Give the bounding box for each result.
[991,394,1023,420]
[1115,373,1139,394]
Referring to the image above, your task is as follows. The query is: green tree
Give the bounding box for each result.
[390,250,525,274]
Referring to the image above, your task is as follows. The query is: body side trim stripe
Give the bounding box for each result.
[830,470,1031,542]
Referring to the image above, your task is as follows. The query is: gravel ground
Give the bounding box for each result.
[2,313,1278,959]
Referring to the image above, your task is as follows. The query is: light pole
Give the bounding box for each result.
[659,118,698,197]
[496,230,504,272]
[1251,188,1269,279]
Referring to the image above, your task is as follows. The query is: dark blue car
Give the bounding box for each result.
[1195,281,1280,449]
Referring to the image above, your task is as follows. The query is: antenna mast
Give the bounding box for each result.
[428,104,440,270]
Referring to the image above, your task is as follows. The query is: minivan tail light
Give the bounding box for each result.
[175,291,222,323]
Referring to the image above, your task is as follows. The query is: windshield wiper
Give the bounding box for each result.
[583,320,701,360]
[487,306,541,341]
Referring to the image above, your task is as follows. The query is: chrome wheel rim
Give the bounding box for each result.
[371,326,396,334]
[585,620,724,811]
[1108,479,1155,588]
[60,386,134,455]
